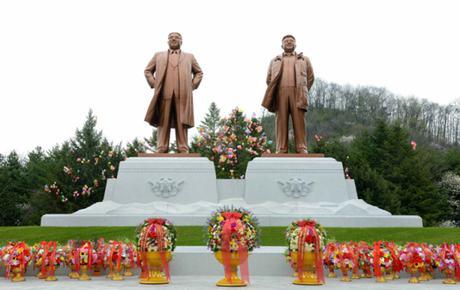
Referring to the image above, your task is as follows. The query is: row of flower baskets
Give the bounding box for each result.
[1,208,460,286]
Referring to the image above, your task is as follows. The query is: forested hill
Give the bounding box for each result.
[262,78,460,147]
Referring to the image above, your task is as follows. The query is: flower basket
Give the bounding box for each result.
[419,243,435,281]
[400,242,425,283]
[32,241,64,281]
[207,207,260,287]
[77,241,97,281]
[323,242,338,278]
[63,240,80,279]
[372,241,394,283]
[93,238,106,277]
[336,243,355,282]
[121,241,137,277]
[104,240,125,281]
[136,218,177,284]
[2,241,32,282]
[356,241,373,278]
[437,243,458,284]
[385,241,403,279]
[285,219,326,285]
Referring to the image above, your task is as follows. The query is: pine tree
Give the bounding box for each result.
[199,102,221,139]
[348,120,447,225]
[0,151,28,225]
[45,110,124,210]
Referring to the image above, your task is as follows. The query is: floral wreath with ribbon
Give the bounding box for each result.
[135,218,177,281]
[285,219,326,284]
[206,207,260,284]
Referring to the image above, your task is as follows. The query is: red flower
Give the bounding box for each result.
[222,212,242,220]
[147,218,165,225]
[297,220,316,227]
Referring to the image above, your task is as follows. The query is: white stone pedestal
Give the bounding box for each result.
[245,157,356,204]
[41,156,423,227]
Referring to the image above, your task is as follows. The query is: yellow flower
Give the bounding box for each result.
[217,216,224,222]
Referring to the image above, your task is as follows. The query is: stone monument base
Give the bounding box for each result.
[41,156,423,227]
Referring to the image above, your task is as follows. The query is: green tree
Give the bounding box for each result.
[0,151,28,225]
[348,120,447,225]
[199,102,221,140]
[45,110,124,211]
[192,107,271,178]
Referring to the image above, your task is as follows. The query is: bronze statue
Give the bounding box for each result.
[144,32,203,153]
[262,35,314,153]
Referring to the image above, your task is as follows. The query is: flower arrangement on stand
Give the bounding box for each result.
[207,207,260,287]
[356,241,373,278]
[372,241,393,283]
[122,241,137,277]
[104,240,124,281]
[419,244,436,281]
[437,243,458,284]
[93,238,106,276]
[323,242,339,278]
[285,219,326,285]
[64,240,80,279]
[399,242,425,283]
[348,241,361,279]
[385,241,403,280]
[77,241,97,281]
[2,241,32,282]
[336,242,355,282]
[32,241,65,281]
[136,218,177,284]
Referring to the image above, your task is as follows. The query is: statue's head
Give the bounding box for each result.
[168,32,182,50]
[281,35,296,53]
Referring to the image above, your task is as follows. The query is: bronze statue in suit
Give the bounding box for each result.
[144,32,203,153]
[262,35,314,153]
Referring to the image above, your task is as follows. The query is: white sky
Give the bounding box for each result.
[1,0,459,155]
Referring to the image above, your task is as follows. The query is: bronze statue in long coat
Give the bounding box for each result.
[144,32,203,153]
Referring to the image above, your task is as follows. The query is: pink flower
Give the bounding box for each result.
[411,140,417,150]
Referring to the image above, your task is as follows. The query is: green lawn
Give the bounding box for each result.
[0,227,458,246]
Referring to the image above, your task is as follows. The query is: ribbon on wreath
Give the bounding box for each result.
[39,241,48,275]
[349,241,360,277]
[49,241,57,277]
[96,238,105,270]
[108,241,121,273]
[373,241,383,279]
[128,243,135,269]
[17,242,27,278]
[221,212,250,284]
[295,220,324,284]
[73,243,80,273]
[41,241,57,277]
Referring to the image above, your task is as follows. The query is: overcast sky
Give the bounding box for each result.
[1,0,459,155]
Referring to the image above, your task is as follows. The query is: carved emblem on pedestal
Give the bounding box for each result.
[277,178,314,198]
[148,178,184,198]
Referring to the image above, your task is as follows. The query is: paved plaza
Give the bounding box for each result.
[0,275,456,290]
